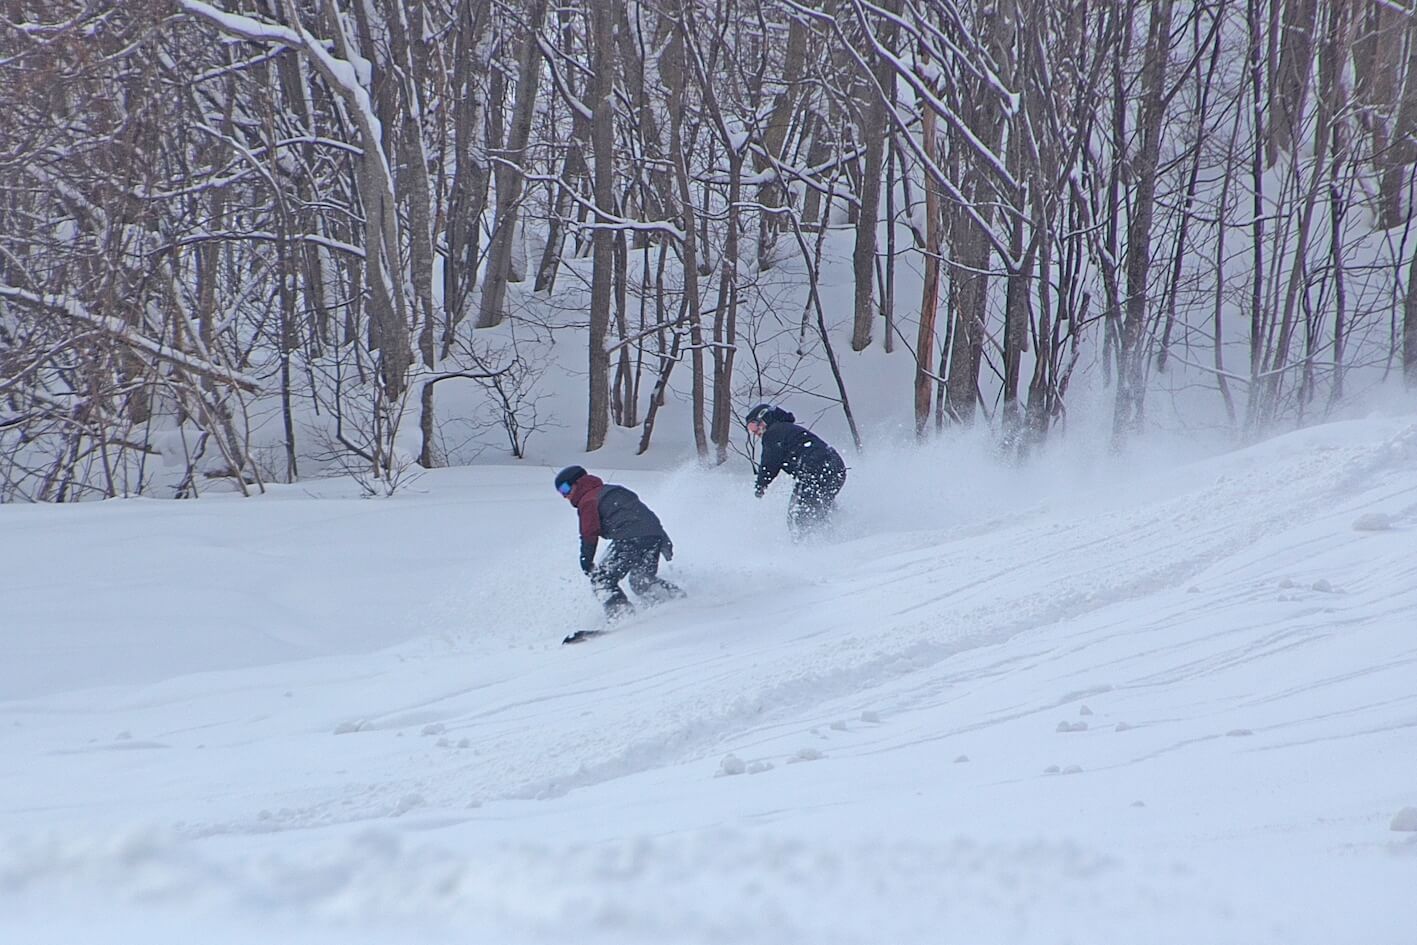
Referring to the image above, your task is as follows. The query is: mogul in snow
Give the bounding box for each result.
[745,404,847,538]
[555,465,683,619]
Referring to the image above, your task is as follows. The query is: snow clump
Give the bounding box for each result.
[392,793,424,816]
[1390,807,1417,832]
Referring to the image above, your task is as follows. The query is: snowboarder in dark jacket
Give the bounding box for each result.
[745,403,846,537]
[555,465,683,618]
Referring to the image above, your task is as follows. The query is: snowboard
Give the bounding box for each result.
[561,590,688,645]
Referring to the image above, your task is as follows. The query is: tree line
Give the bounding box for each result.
[3,0,1416,500]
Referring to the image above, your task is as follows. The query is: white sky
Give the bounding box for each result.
[2,416,1416,943]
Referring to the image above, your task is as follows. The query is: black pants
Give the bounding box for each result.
[592,536,683,617]
[789,454,846,538]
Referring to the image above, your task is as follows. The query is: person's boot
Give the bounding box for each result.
[636,580,685,607]
[602,589,635,621]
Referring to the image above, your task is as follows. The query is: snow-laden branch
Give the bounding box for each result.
[159,230,366,259]
[179,0,415,396]
[415,366,513,388]
[860,0,1018,106]
[0,331,99,394]
[188,46,287,84]
[177,0,303,46]
[781,0,1021,270]
[1371,0,1417,16]
[177,0,398,226]
[840,1,1019,190]
[0,285,260,391]
[536,33,594,122]
[603,310,713,355]
[510,164,687,241]
[132,130,362,202]
[1160,351,1348,385]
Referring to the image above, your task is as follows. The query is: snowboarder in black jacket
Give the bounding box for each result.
[555,465,683,618]
[745,404,846,537]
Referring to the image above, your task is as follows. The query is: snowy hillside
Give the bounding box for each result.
[3,418,1417,944]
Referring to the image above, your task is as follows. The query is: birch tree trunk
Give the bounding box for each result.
[942,0,1018,424]
[1111,0,1176,445]
[477,0,550,329]
[585,0,615,451]
[850,0,899,351]
[915,108,943,437]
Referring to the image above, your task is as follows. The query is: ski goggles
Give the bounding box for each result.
[557,481,573,496]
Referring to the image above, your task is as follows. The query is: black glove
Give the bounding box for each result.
[660,538,674,562]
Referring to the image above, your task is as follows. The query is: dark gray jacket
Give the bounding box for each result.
[568,473,669,571]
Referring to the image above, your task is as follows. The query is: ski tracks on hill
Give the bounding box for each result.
[14,424,1410,840]
[282,423,1417,824]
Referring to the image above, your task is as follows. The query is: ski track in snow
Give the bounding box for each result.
[13,822,1377,945]
[6,424,1415,828]
[3,421,1417,942]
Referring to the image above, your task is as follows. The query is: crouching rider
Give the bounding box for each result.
[555,465,684,619]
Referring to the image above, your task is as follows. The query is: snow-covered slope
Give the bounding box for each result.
[3,419,1416,944]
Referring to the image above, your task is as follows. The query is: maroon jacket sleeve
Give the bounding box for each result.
[576,489,601,572]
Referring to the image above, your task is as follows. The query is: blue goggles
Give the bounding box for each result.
[557,481,573,496]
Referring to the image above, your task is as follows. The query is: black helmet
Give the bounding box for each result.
[554,465,587,494]
[745,403,773,426]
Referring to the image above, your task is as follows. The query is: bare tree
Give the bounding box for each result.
[477,0,550,329]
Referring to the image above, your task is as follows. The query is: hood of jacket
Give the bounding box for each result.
[567,472,604,508]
